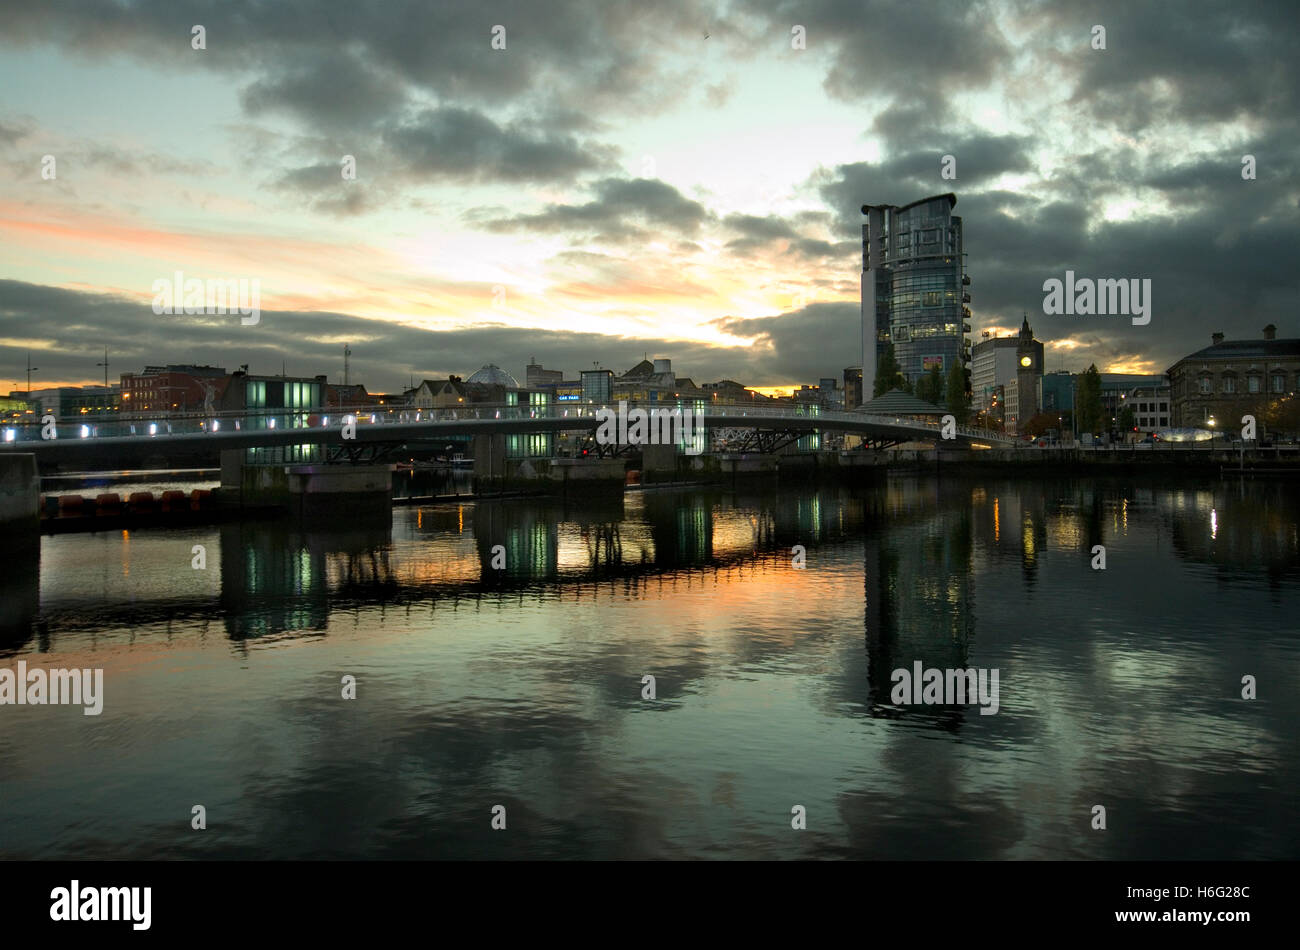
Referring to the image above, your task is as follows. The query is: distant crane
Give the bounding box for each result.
[344,343,352,387]
[95,346,110,388]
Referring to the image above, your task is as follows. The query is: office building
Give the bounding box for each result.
[860,193,970,397]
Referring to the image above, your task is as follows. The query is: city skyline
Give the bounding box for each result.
[2,2,1298,394]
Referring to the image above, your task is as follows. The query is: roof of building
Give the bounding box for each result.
[862,193,957,215]
[860,389,946,415]
[1171,338,1300,366]
[622,359,655,379]
[418,378,465,395]
[466,364,519,389]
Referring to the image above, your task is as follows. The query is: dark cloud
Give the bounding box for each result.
[739,0,1013,137]
[0,118,32,148]
[476,178,713,242]
[712,301,861,376]
[384,107,615,185]
[240,53,409,131]
[0,279,854,394]
[1043,0,1300,132]
[0,0,725,143]
[722,213,856,261]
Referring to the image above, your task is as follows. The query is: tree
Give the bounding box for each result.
[1264,393,1300,438]
[945,359,970,424]
[1075,364,1105,434]
[915,363,945,405]
[873,343,906,397]
[1118,406,1136,433]
[1023,411,1067,439]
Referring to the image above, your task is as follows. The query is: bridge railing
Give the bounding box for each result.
[0,401,1017,446]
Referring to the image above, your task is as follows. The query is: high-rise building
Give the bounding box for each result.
[843,366,862,410]
[860,193,970,398]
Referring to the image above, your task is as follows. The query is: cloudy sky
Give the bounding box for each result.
[1,0,1297,394]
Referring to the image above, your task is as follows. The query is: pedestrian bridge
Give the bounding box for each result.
[0,402,1016,464]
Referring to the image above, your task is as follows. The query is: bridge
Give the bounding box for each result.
[0,402,1015,465]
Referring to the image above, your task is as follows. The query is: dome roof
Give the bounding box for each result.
[466,364,519,389]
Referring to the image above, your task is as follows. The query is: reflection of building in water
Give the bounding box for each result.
[1164,484,1300,589]
[970,481,1051,588]
[0,536,39,654]
[475,504,559,581]
[220,523,329,638]
[864,489,976,726]
[219,519,394,639]
[641,493,714,568]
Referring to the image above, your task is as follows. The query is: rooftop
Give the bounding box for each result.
[1174,338,1300,364]
[860,389,946,416]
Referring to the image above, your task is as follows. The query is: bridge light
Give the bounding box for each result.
[268,418,276,429]
[323,415,329,426]
[212,420,220,432]
[79,425,90,439]
[148,423,157,436]
[2,429,14,442]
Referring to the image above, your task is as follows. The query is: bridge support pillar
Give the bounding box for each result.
[219,450,393,517]
[0,453,39,537]
[0,454,39,648]
[719,453,779,478]
[550,457,626,495]
[285,464,393,518]
[472,434,507,491]
[640,442,679,484]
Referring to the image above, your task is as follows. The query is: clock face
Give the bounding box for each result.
[1020,356,1033,367]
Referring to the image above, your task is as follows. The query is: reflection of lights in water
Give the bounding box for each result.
[1122,497,1128,533]
[1022,516,1036,562]
[993,498,1000,541]
[1211,508,1218,540]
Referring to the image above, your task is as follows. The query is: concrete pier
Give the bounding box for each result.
[0,453,39,535]
[0,454,40,650]
[219,449,393,517]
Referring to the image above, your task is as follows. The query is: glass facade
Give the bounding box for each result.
[244,377,322,465]
[862,194,969,393]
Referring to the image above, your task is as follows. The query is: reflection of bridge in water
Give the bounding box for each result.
[4,488,927,649]
[1,402,1016,467]
[9,480,1294,732]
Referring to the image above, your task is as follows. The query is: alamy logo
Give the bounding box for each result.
[594,400,703,455]
[890,662,1000,715]
[1042,270,1151,326]
[0,662,104,715]
[50,880,151,930]
[152,270,260,325]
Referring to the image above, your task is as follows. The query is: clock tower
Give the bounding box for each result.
[1013,314,1042,434]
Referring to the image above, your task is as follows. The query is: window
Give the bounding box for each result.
[1160,417,1168,426]
[1273,374,1285,393]
[1198,378,1212,394]
[1222,376,1236,394]
[922,291,942,306]
[1248,376,1261,393]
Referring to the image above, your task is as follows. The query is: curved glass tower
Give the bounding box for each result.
[860,193,970,401]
